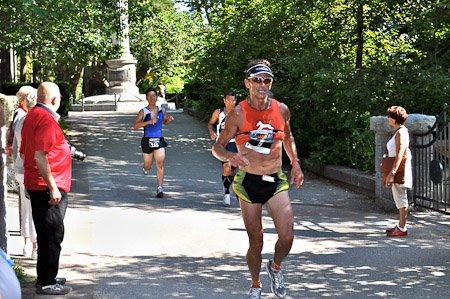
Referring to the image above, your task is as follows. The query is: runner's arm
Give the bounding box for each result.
[212,108,248,167]
[208,109,220,140]
[133,110,155,129]
[280,103,304,189]
[162,108,174,125]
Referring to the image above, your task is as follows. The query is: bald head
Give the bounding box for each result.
[37,82,61,111]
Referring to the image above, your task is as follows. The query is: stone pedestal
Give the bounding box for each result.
[105,57,139,97]
[370,114,436,210]
[105,0,139,98]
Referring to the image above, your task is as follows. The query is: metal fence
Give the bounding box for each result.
[412,104,450,214]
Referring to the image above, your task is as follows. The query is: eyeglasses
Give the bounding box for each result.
[248,76,273,85]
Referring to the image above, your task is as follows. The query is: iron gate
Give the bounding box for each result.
[412,104,450,214]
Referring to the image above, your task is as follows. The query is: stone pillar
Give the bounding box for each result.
[370,114,436,210]
[105,0,139,97]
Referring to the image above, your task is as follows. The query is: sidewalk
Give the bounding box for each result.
[6,110,450,298]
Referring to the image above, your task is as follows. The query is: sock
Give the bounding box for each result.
[222,175,232,194]
[251,281,261,288]
[271,261,281,272]
[397,225,407,232]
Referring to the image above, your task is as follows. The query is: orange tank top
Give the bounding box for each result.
[235,99,285,153]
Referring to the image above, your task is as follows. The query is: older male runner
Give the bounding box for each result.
[212,59,304,299]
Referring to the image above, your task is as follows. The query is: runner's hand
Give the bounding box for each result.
[230,152,249,168]
[290,163,304,189]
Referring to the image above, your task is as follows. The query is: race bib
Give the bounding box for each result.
[245,130,274,154]
[148,138,161,148]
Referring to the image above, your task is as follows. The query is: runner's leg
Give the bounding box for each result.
[143,152,154,171]
[240,199,264,284]
[153,148,166,187]
[266,191,294,266]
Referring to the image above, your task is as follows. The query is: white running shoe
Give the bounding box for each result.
[265,259,286,298]
[247,285,262,299]
[223,194,231,206]
[23,245,30,257]
[143,167,148,175]
[31,248,38,260]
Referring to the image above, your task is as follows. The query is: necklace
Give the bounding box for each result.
[246,98,271,111]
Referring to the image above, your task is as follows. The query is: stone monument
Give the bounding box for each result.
[105,0,140,98]
[71,0,174,112]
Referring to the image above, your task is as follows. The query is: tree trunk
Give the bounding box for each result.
[355,2,364,76]
[0,49,12,83]
[20,54,27,82]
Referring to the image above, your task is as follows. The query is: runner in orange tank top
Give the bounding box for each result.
[212,59,304,299]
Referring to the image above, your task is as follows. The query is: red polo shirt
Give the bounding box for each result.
[19,106,72,192]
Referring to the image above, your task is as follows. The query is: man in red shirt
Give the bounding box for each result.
[20,82,72,295]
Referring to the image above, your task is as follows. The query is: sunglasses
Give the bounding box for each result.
[249,76,273,85]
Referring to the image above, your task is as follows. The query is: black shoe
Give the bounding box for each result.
[36,283,72,295]
[156,186,164,198]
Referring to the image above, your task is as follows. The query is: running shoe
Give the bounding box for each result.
[223,194,231,206]
[247,285,262,299]
[156,186,164,198]
[23,245,30,257]
[265,259,286,298]
[31,248,38,260]
[36,283,72,295]
[387,226,408,237]
[36,278,66,287]
[143,167,148,175]
[386,226,397,233]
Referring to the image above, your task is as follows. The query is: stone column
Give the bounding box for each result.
[105,0,139,97]
[370,114,436,209]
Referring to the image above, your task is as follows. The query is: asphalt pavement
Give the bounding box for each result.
[6,109,450,298]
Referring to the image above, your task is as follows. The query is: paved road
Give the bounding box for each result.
[8,109,450,298]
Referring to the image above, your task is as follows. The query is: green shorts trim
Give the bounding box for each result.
[232,169,289,204]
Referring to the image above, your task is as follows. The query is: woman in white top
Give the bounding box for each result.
[385,106,412,237]
[12,87,38,257]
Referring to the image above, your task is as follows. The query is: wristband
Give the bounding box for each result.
[291,158,300,165]
[390,169,396,174]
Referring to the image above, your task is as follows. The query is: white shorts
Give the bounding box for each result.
[392,183,409,209]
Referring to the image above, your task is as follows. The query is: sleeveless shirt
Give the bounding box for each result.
[235,99,285,154]
[142,106,164,137]
[217,108,235,143]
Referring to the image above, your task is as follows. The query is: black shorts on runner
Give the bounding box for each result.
[141,137,167,154]
[232,169,289,204]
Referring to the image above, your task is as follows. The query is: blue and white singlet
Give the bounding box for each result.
[216,108,235,143]
[142,106,164,137]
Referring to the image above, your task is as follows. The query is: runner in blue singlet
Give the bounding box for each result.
[133,87,174,198]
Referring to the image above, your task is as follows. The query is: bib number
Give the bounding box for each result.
[148,138,161,148]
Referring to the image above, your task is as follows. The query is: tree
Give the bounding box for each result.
[0,0,121,96]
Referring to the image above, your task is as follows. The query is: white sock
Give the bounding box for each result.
[397,225,407,232]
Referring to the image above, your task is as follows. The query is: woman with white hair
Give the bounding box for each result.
[11,86,38,259]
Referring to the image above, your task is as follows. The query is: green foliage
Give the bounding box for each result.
[129,1,205,91]
[181,0,450,173]
[13,260,26,283]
